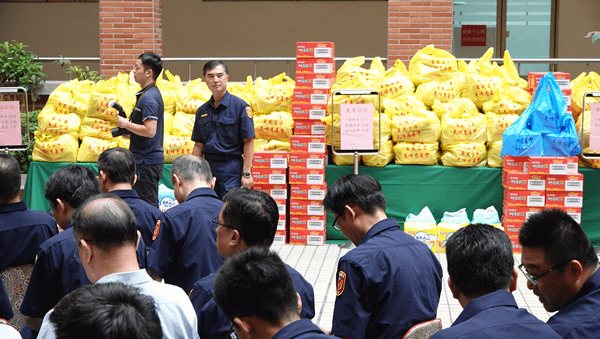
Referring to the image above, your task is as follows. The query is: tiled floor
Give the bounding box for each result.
[273,243,556,332]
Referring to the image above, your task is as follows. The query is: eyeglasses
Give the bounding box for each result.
[212,218,234,230]
[518,259,572,285]
[332,213,341,231]
[228,323,238,339]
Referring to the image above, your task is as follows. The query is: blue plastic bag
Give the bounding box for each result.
[501,73,581,157]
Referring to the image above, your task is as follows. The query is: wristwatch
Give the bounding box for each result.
[243,171,252,178]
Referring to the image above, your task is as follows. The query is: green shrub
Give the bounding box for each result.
[0,41,46,101]
[9,109,41,173]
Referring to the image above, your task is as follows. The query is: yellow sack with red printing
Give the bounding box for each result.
[393,142,440,165]
[487,141,503,168]
[440,110,486,146]
[415,74,465,107]
[432,98,479,120]
[157,70,179,115]
[362,139,394,167]
[79,117,117,139]
[177,78,211,114]
[170,112,196,138]
[77,136,119,162]
[322,112,390,147]
[383,95,427,118]
[571,72,600,123]
[390,109,440,144]
[409,45,459,86]
[485,112,519,143]
[482,78,531,115]
[37,106,81,138]
[441,143,487,167]
[228,76,254,105]
[32,132,79,163]
[251,73,295,114]
[254,111,294,142]
[47,79,95,118]
[86,73,137,123]
[375,60,414,99]
[164,134,195,163]
[253,139,291,152]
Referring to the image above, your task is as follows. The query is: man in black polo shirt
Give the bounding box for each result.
[117,52,165,207]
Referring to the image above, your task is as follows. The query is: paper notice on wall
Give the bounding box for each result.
[0,101,21,146]
[340,104,373,150]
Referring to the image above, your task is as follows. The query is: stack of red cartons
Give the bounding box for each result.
[252,151,289,245]
[527,72,572,115]
[502,155,583,253]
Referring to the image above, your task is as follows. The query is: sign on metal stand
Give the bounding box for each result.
[0,87,30,154]
[580,91,600,159]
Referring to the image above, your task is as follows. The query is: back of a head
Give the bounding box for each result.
[203,60,228,76]
[72,193,138,253]
[97,148,136,185]
[45,164,101,209]
[0,154,21,202]
[139,52,162,81]
[50,282,162,339]
[171,155,212,185]
[322,174,386,216]
[519,208,598,269]
[446,224,514,297]
[222,188,279,247]
[213,247,298,326]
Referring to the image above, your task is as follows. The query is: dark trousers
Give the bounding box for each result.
[133,163,164,208]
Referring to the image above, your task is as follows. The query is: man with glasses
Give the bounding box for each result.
[430,224,559,339]
[191,60,255,199]
[188,188,314,339]
[36,194,199,339]
[214,247,329,339]
[519,208,600,338]
[322,174,443,339]
[147,155,223,294]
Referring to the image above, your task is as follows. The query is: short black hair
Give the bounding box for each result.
[97,147,136,185]
[171,155,212,184]
[72,193,138,252]
[446,224,514,297]
[45,164,101,209]
[203,60,228,77]
[213,247,298,325]
[139,52,162,81]
[0,154,21,201]
[50,282,162,339]
[322,174,386,217]
[222,188,279,247]
[519,208,598,269]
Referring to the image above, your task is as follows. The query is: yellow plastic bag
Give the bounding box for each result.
[415,74,465,107]
[393,142,440,165]
[77,136,119,163]
[487,141,503,168]
[228,75,254,105]
[170,112,196,138]
[118,136,130,150]
[362,140,394,167]
[37,106,81,138]
[79,117,117,139]
[157,70,179,115]
[440,111,487,146]
[86,74,137,122]
[251,73,295,114]
[409,45,458,86]
[383,95,427,118]
[502,50,528,89]
[441,143,487,167]
[465,47,505,109]
[335,56,367,88]
[261,139,290,152]
[254,111,294,142]
[32,132,79,163]
[571,72,600,123]
[432,98,479,120]
[482,79,532,115]
[332,153,357,166]
[177,78,211,114]
[46,79,94,118]
[322,113,390,147]
[375,59,414,99]
[164,112,174,135]
[391,109,440,143]
[164,134,195,163]
[485,112,519,143]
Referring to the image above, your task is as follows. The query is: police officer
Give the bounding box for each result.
[0,279,12,322]
[322,174,443,339]
[117,52,165,208]
[0,154,57,273]
[147,155,224,294]
[191,60,254,199]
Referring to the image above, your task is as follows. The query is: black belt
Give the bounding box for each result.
[203,153,243,162]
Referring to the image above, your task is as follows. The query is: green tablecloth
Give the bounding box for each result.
[23,161,600,245]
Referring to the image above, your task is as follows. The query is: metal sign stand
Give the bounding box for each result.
[0,87,30,153]
[580,91,600,159]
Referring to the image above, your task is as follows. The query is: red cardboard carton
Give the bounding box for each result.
[289,200,325,216]
[503,156,529,173]
[253,151,288,169]
[252,184,288,200]
[290,184,327,201]
[503,172,546,191]
[292,104,327,120]
[528,72,570,90]
[504,189,546,207]
[289,215,326,231]
[296,42,335,59]
[288,168,326,185]
[290,135,327,153]
[526,156,578,175]
[274,229,287,245]
[289,229,326,245]
[294,119,327,135]
[289,152,326,169]
[546,173,584,191]
[274,199,287,217]
[277,216,286,231]
[295,73,335,89]
[252,168,287,185]
[502,205,544,222]
[546,191,583,208]
[556,206,582,224]
[293,88,331,105]
[296,58,335,74]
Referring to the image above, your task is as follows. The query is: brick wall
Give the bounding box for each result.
[99,0,162,78]
[388,0,453,67]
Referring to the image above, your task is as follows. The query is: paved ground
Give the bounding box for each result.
[273,243,556,332]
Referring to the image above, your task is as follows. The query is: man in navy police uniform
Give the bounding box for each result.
[147,155,224,294]
[19,165,101,339]
[191,60,255,199]
[97,147,161,247]
[520,209,600,339]
[117,52,165,208]
[0,154,57,273]
[0,279,13,321]
[189,187,315,339]
[323,174,443,339]
[430,223,560,339]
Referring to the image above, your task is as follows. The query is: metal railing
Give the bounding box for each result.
[36,56,600,82]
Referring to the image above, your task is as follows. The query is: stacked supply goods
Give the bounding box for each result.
[161,71,196,163]
[32,79,93,162]
[502,156,583,253]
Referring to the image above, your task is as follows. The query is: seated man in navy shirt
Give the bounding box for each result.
[430,224,560,339]
[0,154,57,272]
[214,247,329,339]
[323,174,443,339]
[520,209,600,339]
[189,188,315,339]
[19,165,101,339]
[97,147,161,247]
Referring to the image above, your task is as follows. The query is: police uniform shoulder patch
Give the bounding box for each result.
[152,220,161,241]
[245,106,253,119]
[336,271,347,296]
